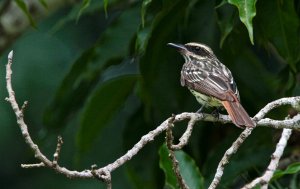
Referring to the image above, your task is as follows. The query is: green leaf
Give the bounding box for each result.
[159,144,204,189]
[256,0,300,72]
[141,0,152,27]
[228,0,257,44]
[44,6,140,129]
[14,0,36,28]
[51,0,111,33]
[104,0,109,17]
[216,3,238,48]
[124,106,161,189]
[138,0,190,118]
[272,162,300,181]
[77,0,91,22]
[77,75,138,151]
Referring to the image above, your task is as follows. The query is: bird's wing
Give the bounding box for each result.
[181,63,237,102]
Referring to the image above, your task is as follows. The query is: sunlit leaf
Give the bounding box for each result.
[159,144,204,189]
[228,0,257,44]
[14,0,37,28]
[77,75,138,151]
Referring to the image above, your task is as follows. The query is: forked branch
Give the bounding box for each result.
[5,51,300,189]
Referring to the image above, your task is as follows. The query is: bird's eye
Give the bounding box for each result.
[195,46,201,51]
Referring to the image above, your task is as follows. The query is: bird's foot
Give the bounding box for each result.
[211,108,221,120]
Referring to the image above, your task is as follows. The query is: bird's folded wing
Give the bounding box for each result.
[181,67,236,102]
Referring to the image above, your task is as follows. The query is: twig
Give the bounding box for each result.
[208,127,254,189]
[21,162,45,168]
[5,50,300,188]
[171,115,197,150]
[6,51,93,179]
[207,97,300,189]
[241,128,292,189]
[52,136,63,167]
[165,115,189,189]
[254,97,300,121]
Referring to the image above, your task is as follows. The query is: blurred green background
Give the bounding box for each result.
[1,0,300,188]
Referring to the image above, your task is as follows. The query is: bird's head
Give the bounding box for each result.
[167,42,215,61]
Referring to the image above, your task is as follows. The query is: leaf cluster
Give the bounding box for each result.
[7,0,300,188]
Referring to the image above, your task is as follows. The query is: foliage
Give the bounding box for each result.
[1,0,300,188]
[14,0,37,27]
[159,144,204,189]
[272,162,300,181]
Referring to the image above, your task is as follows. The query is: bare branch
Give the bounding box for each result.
[5,50,300,188]
[208,127,254,189]
[254,97,300,121]
[207,97,300,189]
[6,50,93,179]
[52,136,63,167]
[21,162,45,168]
[171,115,197,150]
[91,165,112,189]
[165,115,189,189]
[241,128,292,189]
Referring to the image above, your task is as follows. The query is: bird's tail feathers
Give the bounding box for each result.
[221,101,255,128]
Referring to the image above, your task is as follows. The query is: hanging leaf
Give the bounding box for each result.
[216,4,238,48]
[44,6,140,129]
[228,0,257,44]
[256,0,300,72]
[77,75,138,151]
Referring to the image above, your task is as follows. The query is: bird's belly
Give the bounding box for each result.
[189,89,222,107]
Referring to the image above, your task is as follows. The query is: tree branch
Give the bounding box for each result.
[6,51,94,179]
[208,127,254,189]
[5,51,300,188]
[207,98,300,189]
[241,128,292,189]
[165,115,189,189]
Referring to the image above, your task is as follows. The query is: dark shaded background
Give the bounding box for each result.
[1,0,300,188]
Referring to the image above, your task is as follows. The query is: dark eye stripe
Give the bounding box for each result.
[186,45,210,57]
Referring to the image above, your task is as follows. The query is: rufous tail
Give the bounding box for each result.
[221,101,255,128]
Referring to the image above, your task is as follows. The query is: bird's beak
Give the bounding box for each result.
[167,43,187,52]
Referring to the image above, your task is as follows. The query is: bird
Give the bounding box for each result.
[168,42,255,128]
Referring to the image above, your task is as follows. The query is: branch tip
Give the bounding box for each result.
[21,101,28,112]
[21,162,45,168]
[5,49,300,189]
[53,135,64,166]
[8,50,13,59]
